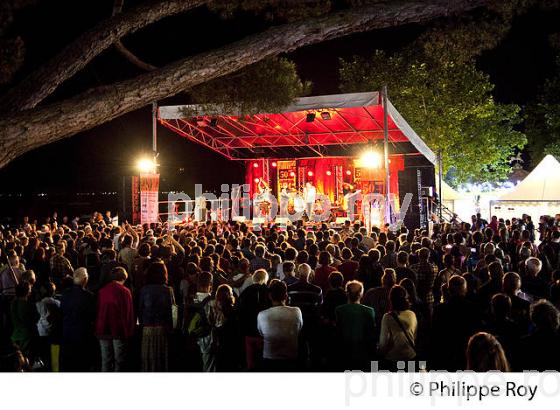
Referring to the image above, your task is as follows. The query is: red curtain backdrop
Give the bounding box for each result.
[244,155,405,205]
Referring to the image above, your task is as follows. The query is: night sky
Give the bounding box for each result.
[0,1,558,211]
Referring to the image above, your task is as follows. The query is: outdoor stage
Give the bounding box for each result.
[155,91,439,229]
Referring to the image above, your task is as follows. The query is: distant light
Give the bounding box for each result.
[253,162,259,168]
[320,111,331,120]
[307,171,314,177]
[326,170,332,176]
[137,158,156,173]
[346,169,352,176]
[306,113,316,123]
[271,161,277,168]
[359,150,381,169]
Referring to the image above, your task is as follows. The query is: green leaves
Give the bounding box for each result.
[525,56,560,165]
[340,38,527,185]
[189,57,311,116]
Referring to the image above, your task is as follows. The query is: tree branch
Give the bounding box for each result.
[0,0,489,168]
[0,0,204,112]
[113,0,157,71]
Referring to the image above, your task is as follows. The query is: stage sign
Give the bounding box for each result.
[277,160,297,193]
[131,175,140,225]
[140,173,160,225]
[417,170,425,228]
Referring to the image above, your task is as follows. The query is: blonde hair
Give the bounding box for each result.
[466,332,510,372]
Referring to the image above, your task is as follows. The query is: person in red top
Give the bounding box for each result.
[313,251,336,294]
[95,266,135,372]
[337,248,359,284]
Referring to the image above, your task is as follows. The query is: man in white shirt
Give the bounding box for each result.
[257,280,303,370]
[303,182,317,222]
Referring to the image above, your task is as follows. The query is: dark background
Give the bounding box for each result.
[1,1,558,220]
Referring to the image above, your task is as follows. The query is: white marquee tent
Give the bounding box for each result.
[439,180,474,221]
[491,154,560,220]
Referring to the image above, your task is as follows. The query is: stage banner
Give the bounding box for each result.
[131,175,140,225]
[140,173,160,225]
[277,160,297,193]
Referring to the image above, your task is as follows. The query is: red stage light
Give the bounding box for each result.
[254,178,259,183]
[346,169,352,176]
[253,162,259,168]
[326,170,332,176]
[307,171,313,177]
[271,161,277,168]
[289,171,295,177]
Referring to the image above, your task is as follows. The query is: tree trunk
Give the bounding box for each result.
[0,0,205,112]
[0,0,488,168]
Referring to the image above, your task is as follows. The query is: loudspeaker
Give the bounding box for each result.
[420,186,433,198]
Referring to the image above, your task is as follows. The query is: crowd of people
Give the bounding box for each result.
[1,210,560,372]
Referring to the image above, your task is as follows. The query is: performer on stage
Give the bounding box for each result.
[279,182,290,217]
[194,195,207,222]
[303,181,317,221]
[255,178,272,220]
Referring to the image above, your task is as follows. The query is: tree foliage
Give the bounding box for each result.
[525,52,560,164]
[339,8,528,184]
[187,57,311,116]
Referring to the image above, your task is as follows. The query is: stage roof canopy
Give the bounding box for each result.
[158,91,436,164]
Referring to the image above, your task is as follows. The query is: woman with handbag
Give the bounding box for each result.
[138,261,175,372]
[378,285,418,370]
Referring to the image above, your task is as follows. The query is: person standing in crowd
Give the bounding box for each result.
[378,285,417,368]
[237,269,271,370]
[10,282,39,364]
[335,280,376,371]
[60,268,96,371]
[49,242,73,287]
[95,267,135,372]
[257,280,303,371]
[138,261,174,372]
[431,275,482,371]
[188,271,214,372]
[35,281,61,371]
[519,300,560,371]
[206,284,238,371]
[466,332,510,371]
[288,263,322,368]
[411,247,438,319]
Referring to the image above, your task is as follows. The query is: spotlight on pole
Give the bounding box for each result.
[326,170,332,176]
[307,170,314,177]
[271,161,277,168]
[359,150,381,169]
[137,158,156,173]
[253,162,259,168]
[306,113,316,123]
[346,169,352,176]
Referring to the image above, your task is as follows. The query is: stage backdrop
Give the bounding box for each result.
[245,156,405,206]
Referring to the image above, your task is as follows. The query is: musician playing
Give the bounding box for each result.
[303,181,317,221]
[255,178,272,220]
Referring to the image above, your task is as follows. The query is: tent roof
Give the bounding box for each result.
[440,180,465,201]
[158,91,436,163]
[498,155,560,201]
